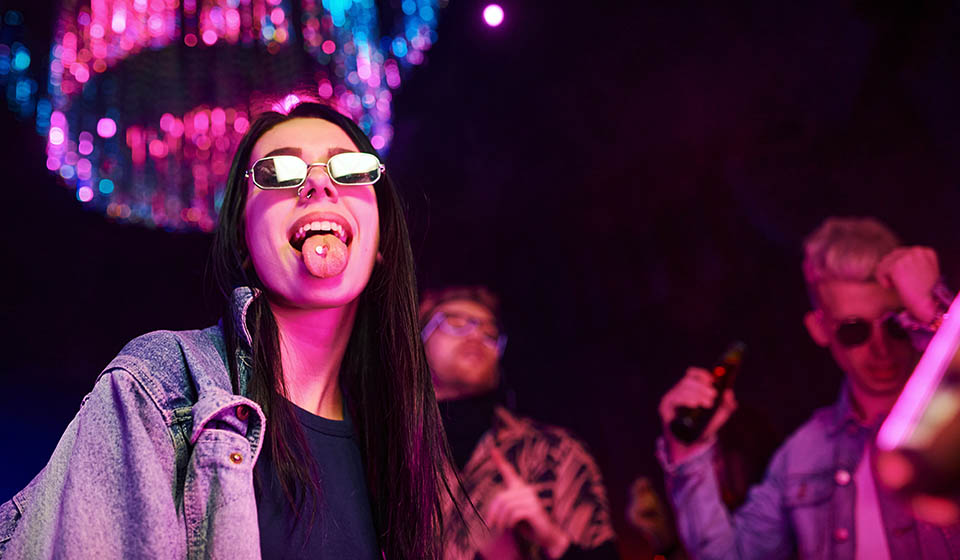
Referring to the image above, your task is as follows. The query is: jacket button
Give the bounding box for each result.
[229,452,243,464]
[835,469,851,486]
[235,405,250,421]
[834,528,849,542]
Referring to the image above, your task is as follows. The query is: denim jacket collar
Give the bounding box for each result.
[225,286,260,397]
[826,383,886,437]
[229,286,259,349]
[826,385,857,437]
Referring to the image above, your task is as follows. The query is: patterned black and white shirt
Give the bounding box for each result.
[441,406,616,559]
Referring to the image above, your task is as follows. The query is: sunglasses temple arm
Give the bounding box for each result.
[421,313,444,344]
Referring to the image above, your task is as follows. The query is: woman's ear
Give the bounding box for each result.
[804,310,831,348]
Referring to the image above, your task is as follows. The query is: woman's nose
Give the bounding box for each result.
[299,169,339,203]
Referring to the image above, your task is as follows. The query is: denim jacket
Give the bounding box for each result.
[0,287,267,559]
[657,389,960,560]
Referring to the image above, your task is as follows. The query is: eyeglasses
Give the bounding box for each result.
[245,152,385,190]
[421,311,508,355]
[831,312,909,348]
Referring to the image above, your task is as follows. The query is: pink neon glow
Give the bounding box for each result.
[62,32,77,51]
[202,30,218,45]
[225,9,241,31]
[159,113,175,132]
[126,126,142,148]
[149,139,168,158]
[46,157,61,171]
[384,60,401,88]
[111,10,126,33]
[49,128,65,145]
[77,186,95,202]
[234,116,250,133]
[77,158,92,177]
[148,15,164,36]
[878,293,960,449]
[278,94,301,113]
[193,111,209,133]
[483,4,504,27]
[169,118,185,138]
[74,64,90,83]
[321,40,336,55]
[97,118,117,138]
[211,108,227,126]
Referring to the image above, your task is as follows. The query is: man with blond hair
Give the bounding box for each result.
[657,217,960,559]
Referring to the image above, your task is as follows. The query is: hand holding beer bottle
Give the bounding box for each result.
[659,343,744,464]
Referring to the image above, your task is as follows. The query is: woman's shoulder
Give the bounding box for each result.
[98,325,232,420]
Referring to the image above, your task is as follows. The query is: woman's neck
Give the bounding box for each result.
[268,298,358,419]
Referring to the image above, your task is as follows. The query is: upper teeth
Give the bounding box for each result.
[295,220,347,243]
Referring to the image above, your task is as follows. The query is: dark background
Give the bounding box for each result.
[3,1,960,557]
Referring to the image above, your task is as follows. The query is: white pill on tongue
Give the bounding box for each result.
[302,234,348,278]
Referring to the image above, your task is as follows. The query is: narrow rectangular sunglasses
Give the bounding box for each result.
[246,152,384,189]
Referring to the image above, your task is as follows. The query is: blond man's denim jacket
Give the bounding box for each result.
[657,388,960,559]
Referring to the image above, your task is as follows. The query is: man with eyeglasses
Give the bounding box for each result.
[420,286,619,559]
[656,217,960,559]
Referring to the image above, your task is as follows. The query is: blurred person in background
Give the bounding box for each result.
[626,405,782,559]
[657,217,960,559]
[421,286,620,559]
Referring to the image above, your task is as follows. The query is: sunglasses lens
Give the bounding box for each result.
[327,152,381,185]
[883,316,909,340]
[438,313,503,342]
[254,155,307,188]
[439,314,475,336]
[835,320,871,347]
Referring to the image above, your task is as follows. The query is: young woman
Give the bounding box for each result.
[0,102,454,559]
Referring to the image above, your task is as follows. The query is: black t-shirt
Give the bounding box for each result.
[255,403,379,560]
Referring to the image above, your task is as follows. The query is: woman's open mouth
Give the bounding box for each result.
[288,215,354,252]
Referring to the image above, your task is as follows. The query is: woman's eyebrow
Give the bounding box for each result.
[261,146,355,160]
[326,146,352,157]
[263,146,303,158]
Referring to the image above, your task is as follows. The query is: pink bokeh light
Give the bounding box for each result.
[49,127,65,145]
[97,118,117,138]
[482,4,504,27]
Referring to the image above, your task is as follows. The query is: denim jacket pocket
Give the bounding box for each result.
[183,428,261,560]
[784,472,835,560]
[183,399,263,560]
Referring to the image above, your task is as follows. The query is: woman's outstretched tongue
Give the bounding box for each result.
[302,234,348,278]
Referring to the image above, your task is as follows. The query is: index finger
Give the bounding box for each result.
[490,446,523,487]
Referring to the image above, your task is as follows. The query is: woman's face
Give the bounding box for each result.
[244,118,380,309]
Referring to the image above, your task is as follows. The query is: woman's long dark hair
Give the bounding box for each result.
[210,102,453,558]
